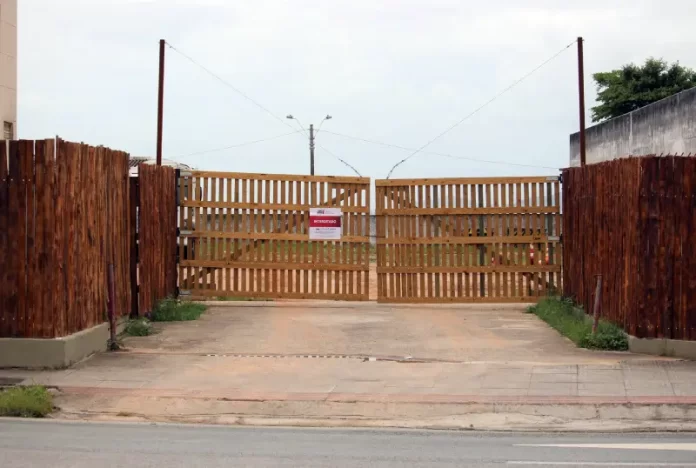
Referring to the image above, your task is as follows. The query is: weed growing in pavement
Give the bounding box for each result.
[0,386,53,418]
[529,297,628,351]
[123,318,153,336]
[150,298,207,322]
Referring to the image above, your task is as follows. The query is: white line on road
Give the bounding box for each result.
[516,443,696,451]
[507,462,696,466]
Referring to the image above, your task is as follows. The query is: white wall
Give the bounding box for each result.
[0,0,17,139]
[569,87,696,167]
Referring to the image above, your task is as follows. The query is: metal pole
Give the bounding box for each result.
[309,124,315,175]
[156,39,165,166]
[592,275,603,335]
[577,37,586,167]
[107,263,119,350]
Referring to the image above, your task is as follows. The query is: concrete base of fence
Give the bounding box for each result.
[629,335,696,360]
[0,320,126,369]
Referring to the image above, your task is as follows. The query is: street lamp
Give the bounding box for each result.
[286,114,333,175]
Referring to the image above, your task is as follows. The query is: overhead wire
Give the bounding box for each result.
[384,40,576,178]
[165,41,364,176]
[320,129,559,170]
[165,41,296,132]
[174,130,303,159]
[287,119,363,177]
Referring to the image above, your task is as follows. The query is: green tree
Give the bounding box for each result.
[591,58,696,122]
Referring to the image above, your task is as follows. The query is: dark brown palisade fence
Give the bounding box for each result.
[563,156,696,340]
[0,139,131,338]
[137,164,178,314]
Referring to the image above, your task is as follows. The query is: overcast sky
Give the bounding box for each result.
[17,0,696,179]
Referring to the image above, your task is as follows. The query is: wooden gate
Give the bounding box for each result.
[178,172,371,301]
[375,176,562,303]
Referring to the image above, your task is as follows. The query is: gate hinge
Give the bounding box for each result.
[180,229,193,236]
[548,236,560,242]
[179,289,192,297]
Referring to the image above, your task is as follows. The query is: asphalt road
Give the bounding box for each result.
[2,420,696,467]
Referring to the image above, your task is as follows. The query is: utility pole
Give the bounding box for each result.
[309,124,315,176]
[156,39,165,166]
[287,114,331,176]
[577,36,586,167]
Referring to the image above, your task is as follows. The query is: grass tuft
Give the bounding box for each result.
[150,298,207,322]
[0,386,53,418]
[530,297,628,351]
[124,318,153,336]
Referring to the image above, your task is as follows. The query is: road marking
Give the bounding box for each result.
[508,462,696,466]
[516,443,696,451]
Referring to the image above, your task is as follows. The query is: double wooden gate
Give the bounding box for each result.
[375,176,562,303]
[176,171,561,303]
[177,172,371,301]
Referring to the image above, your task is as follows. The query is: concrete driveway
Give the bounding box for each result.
[6,300,696,431]
[125,301,659,365]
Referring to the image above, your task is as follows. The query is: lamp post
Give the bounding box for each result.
[286,114,332,175]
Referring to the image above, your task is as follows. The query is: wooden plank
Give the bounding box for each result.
[377,296,538,304]
[0,141,9,337]
[181,260,366,271]
[180,231,369,243]
[378,265,561,274]
[21,141,36,336]
[375,176,558,186]
[190,171,369,184]
[187,288,365,301]
[377,235,558,245]
[380,206,559,216]
[35,141,51,336]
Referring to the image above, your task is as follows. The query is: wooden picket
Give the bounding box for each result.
[375,176,562,303]
[178,171,371,300]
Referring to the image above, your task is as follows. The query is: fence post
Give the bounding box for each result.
[592,274,602,334]
[107,263,119,350]
[129,176,140,317]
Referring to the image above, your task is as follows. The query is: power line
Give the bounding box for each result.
[165,41,296,132]
[315,143,363,177]
[165,41,363,176]
[288,120,363,177]
[175,130,302,158]
[321,130,559,170]
[385,40,576,178]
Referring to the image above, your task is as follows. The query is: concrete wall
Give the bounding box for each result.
[0,0,17,139]
[569,87,696,166]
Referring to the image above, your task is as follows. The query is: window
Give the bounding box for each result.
[3,122,13,140]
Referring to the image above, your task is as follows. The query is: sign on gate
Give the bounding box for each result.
[309,207,342,240]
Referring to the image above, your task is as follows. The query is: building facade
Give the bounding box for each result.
[0,0,17,140]
[569,87,696,166]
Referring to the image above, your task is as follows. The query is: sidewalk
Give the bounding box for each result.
[3,302,696,431]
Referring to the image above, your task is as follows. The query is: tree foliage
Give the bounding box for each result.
[591,58,696,122]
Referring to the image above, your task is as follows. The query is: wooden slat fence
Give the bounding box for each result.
[375,176,562,303]
[137,164,178,315]
[563,156,696,340]
[0,139,131,338]
[178,171,371,300]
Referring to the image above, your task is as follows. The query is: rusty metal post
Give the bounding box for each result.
[577,37,587,167]
[107,263,119,350]
[592,274,602,334]
[156,39,165,166]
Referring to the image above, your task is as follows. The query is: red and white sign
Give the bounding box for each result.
[309,208,342,240]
